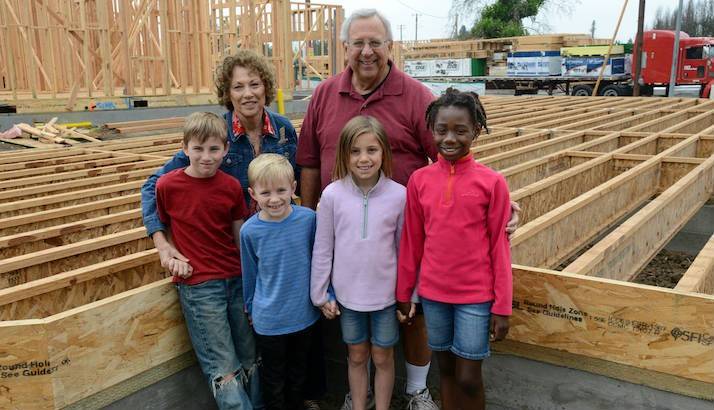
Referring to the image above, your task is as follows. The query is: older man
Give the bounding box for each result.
[298,8,519,410]
[297,9,439,410]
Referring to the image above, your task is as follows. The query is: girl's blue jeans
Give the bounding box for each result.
[177,277,263,410]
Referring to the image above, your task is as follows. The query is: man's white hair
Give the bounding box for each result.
[340,8,394,43]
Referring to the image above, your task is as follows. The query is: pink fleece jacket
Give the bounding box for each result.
[396,155,513,315]
[311,174,406,312]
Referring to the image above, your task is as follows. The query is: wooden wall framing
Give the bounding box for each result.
[0,0,344,111]
[0,95,713,408]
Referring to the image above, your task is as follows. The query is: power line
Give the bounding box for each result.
[394,0,448,19]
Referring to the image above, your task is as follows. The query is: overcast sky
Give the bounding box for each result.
[333,0,677,42]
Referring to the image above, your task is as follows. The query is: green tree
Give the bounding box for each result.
[449,0,575,39]
[471,0,546,38]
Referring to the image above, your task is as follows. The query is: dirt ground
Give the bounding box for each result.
[632,249,694,288]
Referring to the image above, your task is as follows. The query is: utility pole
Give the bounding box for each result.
[668,0,684,97]
[633,0,645,96]
[413,13,419,42]
[398,24,405,42]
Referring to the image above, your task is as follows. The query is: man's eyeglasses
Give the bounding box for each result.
[348,39,388,50]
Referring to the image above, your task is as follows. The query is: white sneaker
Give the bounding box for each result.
[406,388,439,410]
[340,393,352,410]
[341,391,376,410]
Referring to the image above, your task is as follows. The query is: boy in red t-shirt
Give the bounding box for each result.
[155,112,260,410]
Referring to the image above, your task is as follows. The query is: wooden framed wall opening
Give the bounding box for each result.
[0,0,344,112]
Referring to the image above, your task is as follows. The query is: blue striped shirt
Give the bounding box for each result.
[240,205,320,336]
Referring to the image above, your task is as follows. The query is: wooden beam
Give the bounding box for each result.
[0,167,156,202]
[0,279,191,409]
[0,251,161,320]
[0,194,140,235]
[0,208,142,259]
[564,151,714,281]
[0,227,149,288]
[0,180,144,218]
[676,233,714,295]
[508,265,714,389]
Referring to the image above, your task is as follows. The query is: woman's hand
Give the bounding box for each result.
[490,314,510,341]
[397,302,416,325]
[320,301,340,319]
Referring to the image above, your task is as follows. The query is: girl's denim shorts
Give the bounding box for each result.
[421,298,493,360]
[339,304,399,348]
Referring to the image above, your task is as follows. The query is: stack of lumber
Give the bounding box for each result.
[105,118,186,134]
[395,35,612,74]
[561,44,625,57]
[104,117,305,136]
[1,118,101,148]
[512,34,610,52]
[489,52,508,76]
[400,40,491,60]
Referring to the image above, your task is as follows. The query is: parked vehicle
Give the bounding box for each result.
[412,30,714,98]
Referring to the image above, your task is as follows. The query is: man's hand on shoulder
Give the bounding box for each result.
[507,201,521,240]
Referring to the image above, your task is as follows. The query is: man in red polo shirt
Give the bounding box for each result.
[298,8,519,410]
[297,9,439,410]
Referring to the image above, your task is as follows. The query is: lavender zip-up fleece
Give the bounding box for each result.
[311,174,406,312]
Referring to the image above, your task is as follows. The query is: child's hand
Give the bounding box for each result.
[490,314,510,341]
[168,258,193,279]
[507,201,521,241]
[247,315,253,327]
[158,245,191,271]
[320,301,340,319]
[397,302,415,325]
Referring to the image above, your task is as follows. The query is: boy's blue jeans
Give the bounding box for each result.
[177,277,263,410]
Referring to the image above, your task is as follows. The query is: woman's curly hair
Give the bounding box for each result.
[215,49,277,112]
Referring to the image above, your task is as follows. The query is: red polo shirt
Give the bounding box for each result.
[297,63,437,189]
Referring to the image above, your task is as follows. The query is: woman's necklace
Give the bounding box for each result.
[247,132,261,156]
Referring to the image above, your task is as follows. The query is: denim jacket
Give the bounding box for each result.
[141,109,299,237]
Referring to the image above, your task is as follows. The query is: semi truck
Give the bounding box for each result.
[416,30,714,98]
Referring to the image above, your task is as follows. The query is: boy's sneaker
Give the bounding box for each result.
[340,391,376,410]
[405,388,438,410]
[340,393,351,410]
[303,400,321,410]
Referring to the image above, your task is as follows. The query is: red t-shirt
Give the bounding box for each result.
[156,169,248,285]
[297,63,437,189]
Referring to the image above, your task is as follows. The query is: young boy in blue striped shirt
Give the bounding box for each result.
[240,153,320,410]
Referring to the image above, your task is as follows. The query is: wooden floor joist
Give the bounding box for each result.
[1,95,713,408]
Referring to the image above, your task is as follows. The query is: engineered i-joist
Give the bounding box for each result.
[0,95,713,408]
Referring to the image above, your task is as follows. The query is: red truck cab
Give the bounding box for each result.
[634,30,714,97]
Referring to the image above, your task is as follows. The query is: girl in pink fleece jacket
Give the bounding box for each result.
[397,89,513,410]
[311,116,405,410]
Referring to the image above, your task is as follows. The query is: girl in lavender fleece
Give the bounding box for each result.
[311,116,405,410]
